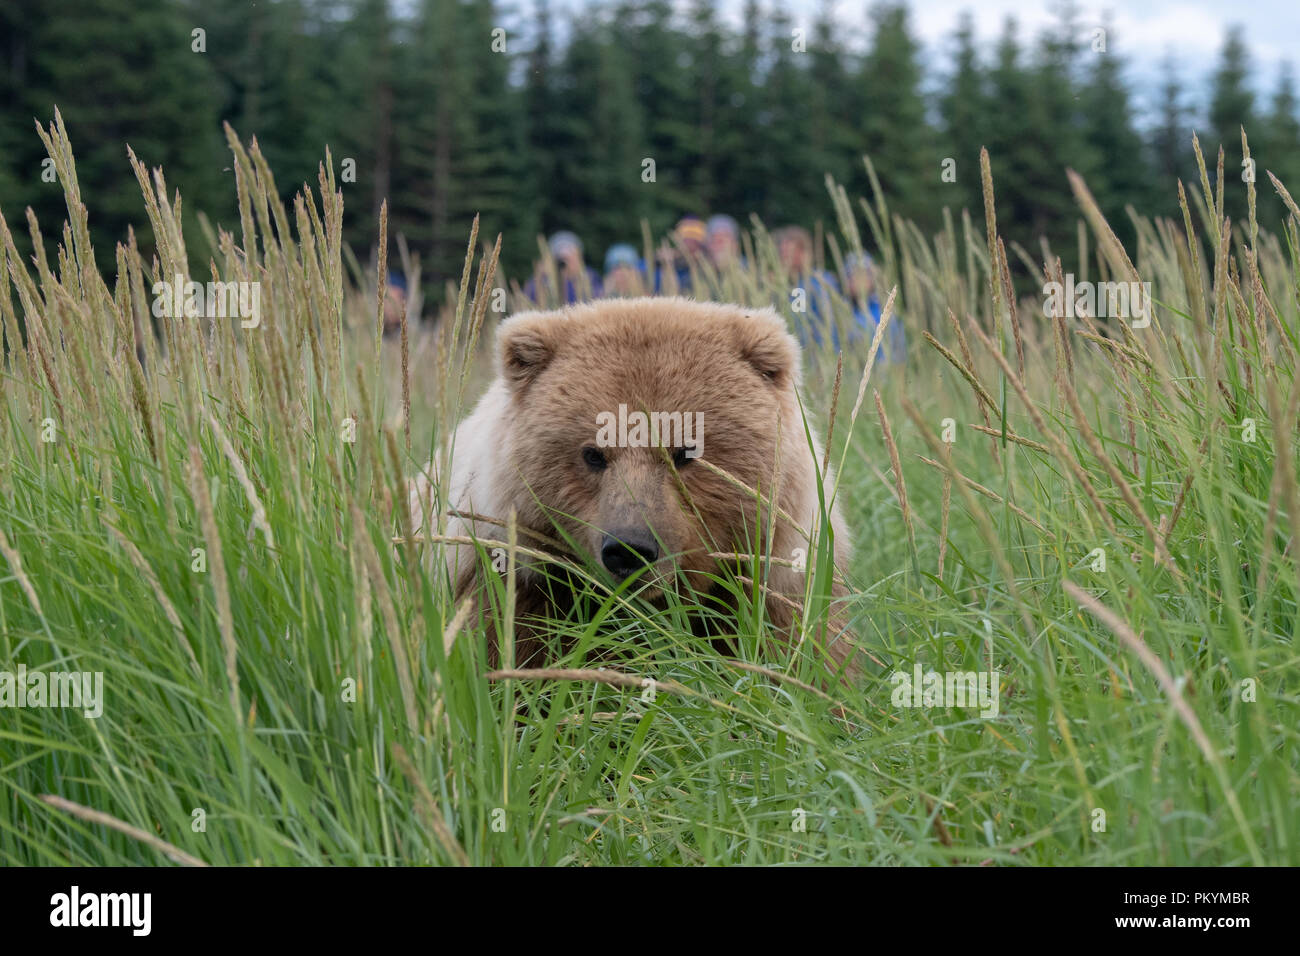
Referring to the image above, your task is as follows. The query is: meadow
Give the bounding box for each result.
[0,112,1296,865]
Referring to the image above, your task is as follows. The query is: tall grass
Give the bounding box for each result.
[0,112,1295,865]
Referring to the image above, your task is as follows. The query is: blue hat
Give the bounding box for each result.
[844,251,875,272]
[548,231,583,259]
[706,214,739,238]
[604,243,640,272]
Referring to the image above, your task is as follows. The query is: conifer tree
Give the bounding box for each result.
[1152,51,1195,200]
[23,0,223,258]
[857,2,933,231]
[1079,18,1151,247]
[938,12,987,218]
[1208,26,1256,228]
[1260,63,1300,229]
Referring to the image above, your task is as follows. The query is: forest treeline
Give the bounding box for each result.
[1,0,1297,299]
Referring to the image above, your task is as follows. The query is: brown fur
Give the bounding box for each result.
[413,297,859,673]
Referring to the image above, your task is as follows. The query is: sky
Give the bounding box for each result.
[491,0,1300,126]
[715,0,1300,103]
[828,0,1297,67]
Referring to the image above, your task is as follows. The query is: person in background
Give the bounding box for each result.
[675,215,707,259]
[382,271,408,337]
[525,231,602,304]
[603,243,645,296]
[775,225,838,345]
[706,214,742,269]
[775,225,813,278]
[655,215,707,294]
[845,251,905,363]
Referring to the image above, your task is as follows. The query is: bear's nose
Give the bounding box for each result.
[600,530,660,579]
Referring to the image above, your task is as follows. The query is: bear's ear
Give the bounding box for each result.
[735,318,798,388]
[499,314,562,389]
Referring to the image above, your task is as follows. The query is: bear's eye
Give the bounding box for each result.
[672,446,696,468]
[582,446,608,471]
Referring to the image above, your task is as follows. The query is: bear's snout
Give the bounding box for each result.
[600,528,660,579]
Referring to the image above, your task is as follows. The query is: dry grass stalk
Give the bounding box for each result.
[389,744,470,867]
[874,389,918,570]
[965,315,1119,538]
[39,795,208,867]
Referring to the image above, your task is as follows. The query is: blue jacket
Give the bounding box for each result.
[791,277,906,363]
[854,298,907,364]
[652,264,694,295]
[524,267,602,304]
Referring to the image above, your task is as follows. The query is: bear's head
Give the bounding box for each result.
[495,297,811,598]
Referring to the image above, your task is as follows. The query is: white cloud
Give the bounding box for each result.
[715,0,1299,76]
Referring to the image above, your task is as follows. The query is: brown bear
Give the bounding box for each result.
[411,296,858,673]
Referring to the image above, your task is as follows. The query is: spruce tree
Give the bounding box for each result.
[1152,51,1195,200]
[938,11,987,218]
[857,2,934,231]
[334,0,398,255]
[522,0,562,239]
[457,0,537,280]
[549,13,647,257]
[806,0,856,195]
[616,0,696,226]
[22,0,223,260]
[1208,26,1255,228]
[724,0,767,219]
[982,18,1036,252]
[1020,1,1094,262]
[1079,18,1151,246]
[0,0,37,227]
[761,4,822,227]
[1260,63,1300,230]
